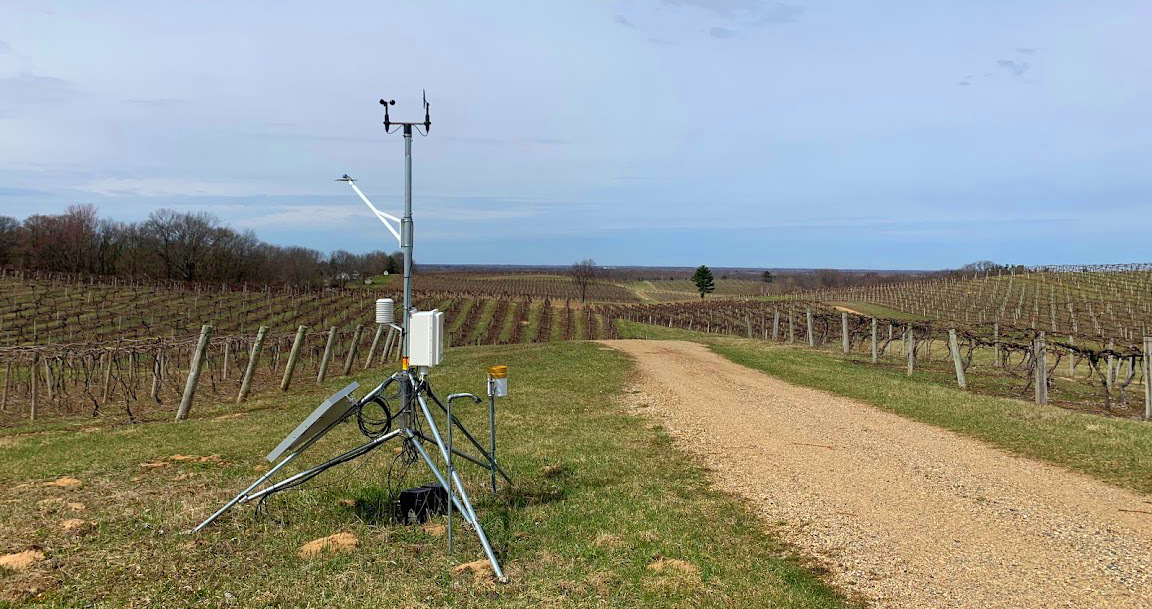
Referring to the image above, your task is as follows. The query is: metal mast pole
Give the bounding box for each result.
[402,124,413,368]
[398,124,414,431]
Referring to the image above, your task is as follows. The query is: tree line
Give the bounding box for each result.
[0,204,404,286]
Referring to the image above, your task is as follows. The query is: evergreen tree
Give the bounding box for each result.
[691,265,715,299]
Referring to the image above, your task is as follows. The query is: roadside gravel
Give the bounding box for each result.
[602,340,1152,608]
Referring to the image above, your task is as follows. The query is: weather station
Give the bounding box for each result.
[193,93,512,582]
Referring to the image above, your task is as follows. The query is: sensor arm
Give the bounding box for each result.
[344,180,402,245]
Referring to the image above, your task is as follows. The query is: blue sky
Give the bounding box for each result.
[1,1,1149,269]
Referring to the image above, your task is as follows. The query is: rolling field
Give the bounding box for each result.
[5,263,1152,426]
[0,272,619,347]
[0,272,626,426]
[627,279,770,302]
[794,264,1152,342]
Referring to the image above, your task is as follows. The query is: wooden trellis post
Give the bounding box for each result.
[1067,335,1076,377]
[841,312,850,354]
[176,324,212,421]
[280,325,308,391]
[1144,336,1151,421]
[906,327,916,376]
[1,361,10,412]
[871,318,878,363]
[948,329,967,389]
[381,326,399,364]
[222,340,231,381]
[316,326,338,383]
[342,324,364,377]
[101,351,114,405]
[30,357,38,422]
[771,309,780,341]
[236,326,268,404]
[806,307,814,347]
[993,322,1001,367]
[42,358,54,403]
[364,324,384,369]
[150,349,163,402]
[1034,332,1048,405]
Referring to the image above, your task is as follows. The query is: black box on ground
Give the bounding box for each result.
[394,484,448,524]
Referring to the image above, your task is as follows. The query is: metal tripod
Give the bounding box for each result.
[191,370,511,582]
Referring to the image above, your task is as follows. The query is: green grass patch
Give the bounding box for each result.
[0,342,853,608]
[447,298,476,337]
[549,307,567,342]
[497,301,519,343]
[618,320,1152,496]
[825,302,927,321]
[465,299,500,345]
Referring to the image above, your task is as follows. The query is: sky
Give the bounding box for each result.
[1,1,1150,270]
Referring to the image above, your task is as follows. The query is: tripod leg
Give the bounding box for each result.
[410,432,492,470]
[240,429,403,504]
[405,429,507,583]
[415,394,482,524]
[191,450,302,533]
[404,429,473,522]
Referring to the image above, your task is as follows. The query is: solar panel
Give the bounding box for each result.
[266,381,360,463]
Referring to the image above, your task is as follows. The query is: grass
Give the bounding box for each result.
[548,308,566,342]
[624,279,768,302]
[522,301,543,343]
[465,299,500,345]
[0,342,854,608]
[825,301,927,321]
[618,321,1152,495]
[497,301,519,343]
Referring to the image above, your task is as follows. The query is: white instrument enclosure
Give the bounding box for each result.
[409,310,445,367]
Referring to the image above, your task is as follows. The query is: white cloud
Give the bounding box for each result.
[230,205,367,229]
[78,177,303,197]
[0,73,76,105]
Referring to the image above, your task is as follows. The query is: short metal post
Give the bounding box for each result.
[489,380,497,494]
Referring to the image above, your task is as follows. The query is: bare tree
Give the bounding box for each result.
[569,259,599,302]
[0,204,422,287]
[58,204,101,273]
[95,218,128,276]
[0,215,20,267]
[140,209,221,280]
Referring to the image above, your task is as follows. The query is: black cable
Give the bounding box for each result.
[356,395,394,438]
[356,379,405,438]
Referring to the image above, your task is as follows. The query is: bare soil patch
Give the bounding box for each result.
[297,532,359,558]
[0,549,45,571]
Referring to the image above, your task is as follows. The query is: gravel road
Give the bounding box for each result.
[602,340,1152,608]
